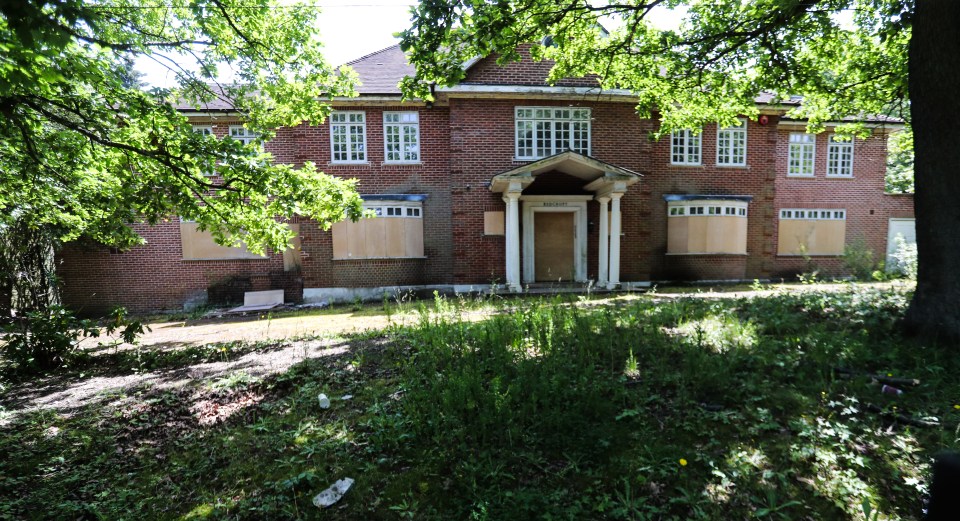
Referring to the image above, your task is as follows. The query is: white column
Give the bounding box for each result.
[504,192,522,291]
[597,196,609,286]
[607,192,623,289]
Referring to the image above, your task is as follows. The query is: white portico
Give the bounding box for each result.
[490,151,641,291]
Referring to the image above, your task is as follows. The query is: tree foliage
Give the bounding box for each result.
[886,127,914,193]
[1,0,365,257]
[400,0,910,133]
[1,0,366,370]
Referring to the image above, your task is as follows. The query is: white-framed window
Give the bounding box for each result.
[228,126,259,145]
[787,133,816,176]
[330,111,366,163]
[365,202,423,219]
[515,107,591,160]
[671,129,702,165]
[384,112,420,163]
[668,202,748,218]
[332,199,424,259]
[779,208,846,220]
[666,199,749,255]
[716,120,747,166]
[827,135,854,177]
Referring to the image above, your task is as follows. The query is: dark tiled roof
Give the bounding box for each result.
[344,45,414,95]
[171,47,904,124]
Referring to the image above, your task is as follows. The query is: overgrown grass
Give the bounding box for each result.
[1,284,955,520]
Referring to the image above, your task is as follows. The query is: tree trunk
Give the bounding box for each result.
[903,0,960,341]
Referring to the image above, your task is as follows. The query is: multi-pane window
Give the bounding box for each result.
[666,199,749,255]
[669,204,748,218]
[827,135,854,177]
[788,133,816,176]
[671,129,701,165]
[384,112,420,163]
[331,111,366,163]
[515,107,591,159]
[228,126,259,145]
[779,209,846,220]
[716,120,747,166]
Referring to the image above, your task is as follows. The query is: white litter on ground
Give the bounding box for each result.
[312,478,354,508]
[318,393,330,409]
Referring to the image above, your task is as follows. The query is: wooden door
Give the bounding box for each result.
[534,212,575,281]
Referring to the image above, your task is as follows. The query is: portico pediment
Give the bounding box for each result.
[490,151,641,194]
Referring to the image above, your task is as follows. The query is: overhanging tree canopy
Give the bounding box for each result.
[400,0,960,341]
[1,0,365,257]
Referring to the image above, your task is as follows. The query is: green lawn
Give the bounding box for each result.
[0,284,953,520]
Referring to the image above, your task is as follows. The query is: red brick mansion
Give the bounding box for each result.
[58,45,914,313]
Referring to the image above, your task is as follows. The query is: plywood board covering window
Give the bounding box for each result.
[332,203,424,259]
[667,201,748,254]
[777,209,846,255]
[180,222,267,261]
[484,211,505,235]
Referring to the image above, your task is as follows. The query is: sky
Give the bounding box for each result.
[136,0,686,88]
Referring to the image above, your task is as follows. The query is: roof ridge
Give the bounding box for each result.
[343,44,402,67]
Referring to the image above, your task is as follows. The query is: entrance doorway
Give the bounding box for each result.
[534,212,576,281]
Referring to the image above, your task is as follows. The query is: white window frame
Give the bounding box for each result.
[668,200,749,218]
[330,111,367,164]
[364,201,423,218]
[383,112,421,164]
[826,135,854,178]
[779,208,846,221]
[514,107,591,160]
[228,126,259,146]
[716,119,747,167]
[787,133,816,177]
[670,129,702,166]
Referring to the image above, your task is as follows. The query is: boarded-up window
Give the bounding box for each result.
[777,209,846,255]
[667,201,748,254]
[332,203,424,259]
[180,222,267,261]
[484,211,505,235]
[282,223,302,271]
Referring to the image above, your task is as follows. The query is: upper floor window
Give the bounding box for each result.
[716,120,747,166]
[228,126,259,145]
[384,112,420,163]
[671,129,701,165]
[515,107,591,160]
[330,111,366,163]
[788,133,815,176]
[826,135,854,177]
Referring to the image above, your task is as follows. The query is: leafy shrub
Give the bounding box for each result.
[842,238,877,280]
[889,235,918,279]
[1,305,144,374]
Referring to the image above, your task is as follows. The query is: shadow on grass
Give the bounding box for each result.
[0,287,950,520]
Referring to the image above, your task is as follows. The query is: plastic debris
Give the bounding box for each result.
[341,394,353,401]
[312,478,354,508]
[882,384,904,396]
[318,393,331,409]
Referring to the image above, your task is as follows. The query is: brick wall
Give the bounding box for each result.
[57,55,913,313]
[770,127,914,279]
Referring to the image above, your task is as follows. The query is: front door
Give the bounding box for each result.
[534,212,576,281]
